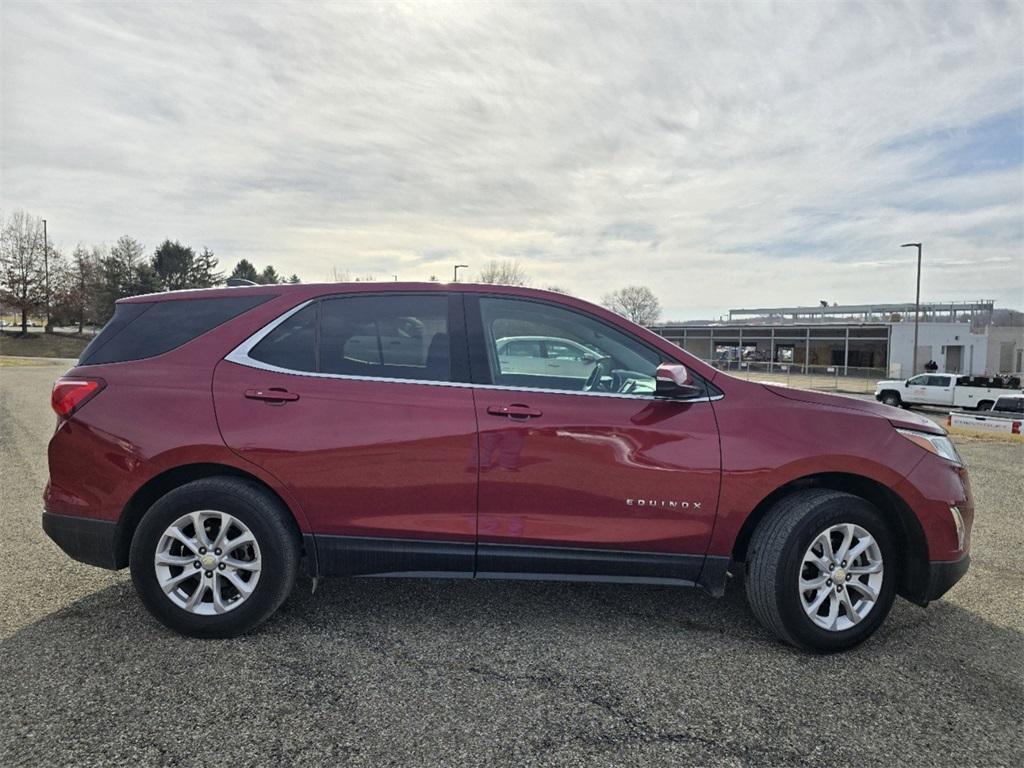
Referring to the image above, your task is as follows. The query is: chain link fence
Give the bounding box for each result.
[702,359,886,394]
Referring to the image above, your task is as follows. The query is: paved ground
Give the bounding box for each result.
[1,358,1022,767]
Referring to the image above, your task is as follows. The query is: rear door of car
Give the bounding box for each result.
[213,291,479,577]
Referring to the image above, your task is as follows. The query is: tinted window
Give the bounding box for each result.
[479,297,663,394]
[81,294,273,365]
[320,295,450,381]
[993,398,1023,414]
[249,304,317,372]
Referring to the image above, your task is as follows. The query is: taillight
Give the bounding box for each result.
[51,378,106,419]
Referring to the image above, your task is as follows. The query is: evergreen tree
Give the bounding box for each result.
[287,273,300,284]
[190,247,224,287]
[152,240,195,290]
[259,265,281,285]
[230,259,259,283]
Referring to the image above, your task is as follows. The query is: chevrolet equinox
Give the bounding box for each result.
[44,283,973,651]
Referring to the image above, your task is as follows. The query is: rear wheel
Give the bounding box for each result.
[129,477,300,638]
[879,391,901,407]
[976,400,993,412]
[745,489,896,652]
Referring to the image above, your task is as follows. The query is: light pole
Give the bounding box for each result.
[453,264,468,282]
[901,243,922,375]
[42,218,50,333]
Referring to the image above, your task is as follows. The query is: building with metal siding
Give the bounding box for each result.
[651,301,1022,378]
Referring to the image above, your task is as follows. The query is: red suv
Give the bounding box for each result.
[44,284,972,651]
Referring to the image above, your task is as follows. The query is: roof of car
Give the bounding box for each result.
[119,282,568,304]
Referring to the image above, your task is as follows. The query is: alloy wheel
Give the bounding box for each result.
[799,523,884,631]
[154,510,262,615]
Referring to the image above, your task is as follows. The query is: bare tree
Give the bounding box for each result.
[477,259,529,286]
[330,266,350,282]
[544,285,570,295]
[601,285,662,325]
[53,245,99,333]
[0,210,47,334]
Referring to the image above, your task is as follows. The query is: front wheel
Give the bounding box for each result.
[745,489,896,652]
[129,477,300,638]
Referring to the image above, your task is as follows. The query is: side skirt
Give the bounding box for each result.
[308,534,729,595]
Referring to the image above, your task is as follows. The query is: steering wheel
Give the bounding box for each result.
[583,361,605,392]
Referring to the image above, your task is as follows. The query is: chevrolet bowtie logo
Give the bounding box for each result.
[626,499,702,509]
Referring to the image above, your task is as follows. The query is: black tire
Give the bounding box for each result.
[129,477,300,638]
[879,391,901,408]
[976,400,993,412]
[745,489,897,653]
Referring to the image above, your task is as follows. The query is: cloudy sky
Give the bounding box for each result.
[2,1,1021,319]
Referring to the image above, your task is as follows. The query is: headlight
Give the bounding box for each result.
[896,428,962,465]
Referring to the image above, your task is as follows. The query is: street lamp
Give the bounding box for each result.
[42,218,50,333]
[453,264,468,282]
[901,243,922,375]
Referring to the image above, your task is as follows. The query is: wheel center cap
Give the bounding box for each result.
[201,554,217,570]
[834,568,846,583]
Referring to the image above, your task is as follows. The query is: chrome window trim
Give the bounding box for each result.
[223,298,722,404]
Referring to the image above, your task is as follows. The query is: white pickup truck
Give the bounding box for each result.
[875,373,1024,410]
[947,395,1024,438]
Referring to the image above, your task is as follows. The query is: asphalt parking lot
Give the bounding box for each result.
[2,358,1022,767]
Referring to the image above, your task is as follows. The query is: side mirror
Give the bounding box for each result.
[905,381,910,387]
[655,363,703,399]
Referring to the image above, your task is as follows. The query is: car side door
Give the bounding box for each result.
[929,374,955,405]
[466,294,721,585]
[212,291,479,577]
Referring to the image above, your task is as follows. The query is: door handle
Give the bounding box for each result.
[487,404,542,419]
[245,388,300,403]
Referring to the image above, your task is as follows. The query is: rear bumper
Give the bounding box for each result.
[42,511,120,570]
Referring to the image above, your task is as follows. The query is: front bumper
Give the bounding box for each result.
[42,511,120,570]
[920,554,971,604]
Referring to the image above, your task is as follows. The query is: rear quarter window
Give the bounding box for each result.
[80,294,274,365]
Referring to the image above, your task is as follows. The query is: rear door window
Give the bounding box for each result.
[80,294,273,365]
[319,295,452,381]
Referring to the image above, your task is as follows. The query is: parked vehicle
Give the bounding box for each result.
[45,284,973,651]
[947,395,1023,438]
[875,373,1023,410]
[495,335,606,381]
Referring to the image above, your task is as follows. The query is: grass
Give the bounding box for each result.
[0,331,89,359]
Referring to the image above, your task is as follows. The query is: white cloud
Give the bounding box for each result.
[1,0,1021,318]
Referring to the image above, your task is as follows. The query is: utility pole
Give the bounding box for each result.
[42,218,50,333]
[901,243,922,375]
[453,264,468,282]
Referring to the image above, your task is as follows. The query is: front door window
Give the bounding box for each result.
[479,297,663,396]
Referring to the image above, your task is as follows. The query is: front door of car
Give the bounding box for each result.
[467,295,721,583]
[213,292,479,576]
[907,374,951,405]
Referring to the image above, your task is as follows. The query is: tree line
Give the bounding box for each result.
[475,258,662,325]
[0,210,298,334]
[1,210,663,334]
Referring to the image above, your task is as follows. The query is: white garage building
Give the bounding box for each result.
[651,300,1023,378]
